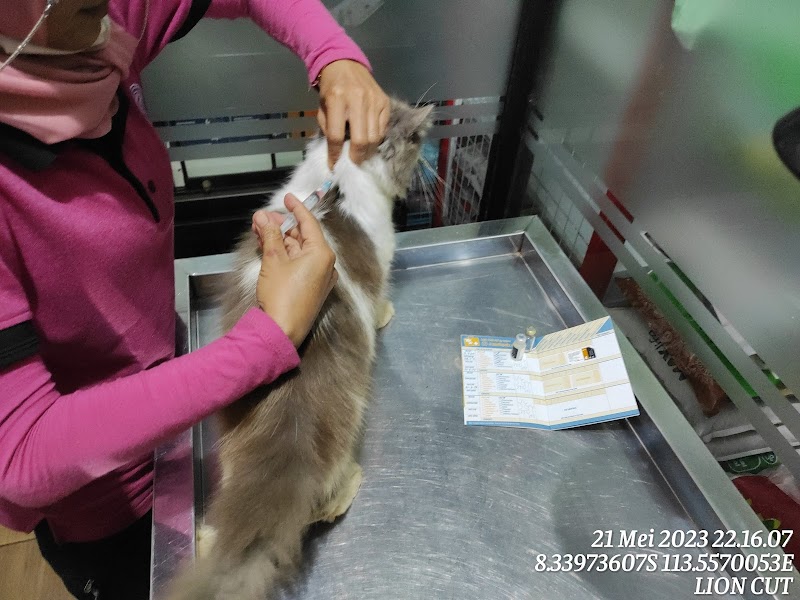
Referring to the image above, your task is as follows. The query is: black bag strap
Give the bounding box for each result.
[171,0,213,43]
[0,321,39,371]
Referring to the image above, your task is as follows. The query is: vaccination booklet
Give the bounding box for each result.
[460,316,639,430]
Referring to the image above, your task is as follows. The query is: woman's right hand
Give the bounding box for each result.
[253,194,338,348]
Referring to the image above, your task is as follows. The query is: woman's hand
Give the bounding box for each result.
[317,60,391,169]
[252,195,338,348]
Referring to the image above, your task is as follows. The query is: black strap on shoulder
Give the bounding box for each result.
[171,0,213,43]
[77,91,161,222]
[0,320,39,371]
[0,123,59,172]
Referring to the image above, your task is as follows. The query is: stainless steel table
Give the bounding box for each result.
[152,217,781,600]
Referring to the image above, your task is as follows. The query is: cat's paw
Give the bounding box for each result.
[196,524,218,558]
[316,463,363,523]
[376,301,395,329]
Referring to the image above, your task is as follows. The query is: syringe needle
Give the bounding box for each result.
[280,179,334,236]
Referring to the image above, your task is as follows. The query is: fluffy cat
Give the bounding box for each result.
[168,99,433,600]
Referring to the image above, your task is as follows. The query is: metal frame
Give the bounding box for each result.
[480,0,560,221]
[156,99,501,163]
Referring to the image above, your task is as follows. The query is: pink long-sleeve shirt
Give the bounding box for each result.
[0,0,369,543]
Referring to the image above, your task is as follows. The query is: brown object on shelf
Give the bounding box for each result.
[616,277,729,416]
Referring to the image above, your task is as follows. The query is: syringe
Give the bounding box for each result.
[280,179,335,236]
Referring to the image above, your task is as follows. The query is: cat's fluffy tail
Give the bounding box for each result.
[165,481,310,600]
[165,538,291,600]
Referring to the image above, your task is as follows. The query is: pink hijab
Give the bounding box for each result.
[0,1,139,144]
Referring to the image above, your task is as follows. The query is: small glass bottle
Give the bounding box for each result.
[511,333,527,360]
[525,326,537,352]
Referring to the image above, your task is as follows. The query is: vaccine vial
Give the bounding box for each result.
[511,333,527,360]
[525,326,537,352]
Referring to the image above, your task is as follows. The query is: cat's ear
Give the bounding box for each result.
[411,104,434,131]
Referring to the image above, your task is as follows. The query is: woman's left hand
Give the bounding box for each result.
[317,60,390,169]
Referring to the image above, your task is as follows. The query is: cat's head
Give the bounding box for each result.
[360,99,434,198]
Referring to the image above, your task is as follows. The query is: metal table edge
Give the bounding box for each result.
[393,215,533,250]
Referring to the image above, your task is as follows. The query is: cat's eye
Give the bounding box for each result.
[410,132,421,144]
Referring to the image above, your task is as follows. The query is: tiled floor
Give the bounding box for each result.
[0,525,73,599]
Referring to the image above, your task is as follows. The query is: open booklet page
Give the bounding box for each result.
[461,317,639,429]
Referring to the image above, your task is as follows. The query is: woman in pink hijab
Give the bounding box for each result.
[0,1,388,598]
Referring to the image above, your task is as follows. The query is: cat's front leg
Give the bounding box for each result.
[376,300,395,329]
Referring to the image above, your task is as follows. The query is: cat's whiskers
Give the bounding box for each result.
[408,155,446,213]
[431,107,457,120]
[419,156,448,187]
[416,168,434,200]
[423,156,452,197]
[414,171,438,213]
[415,83,437,108]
